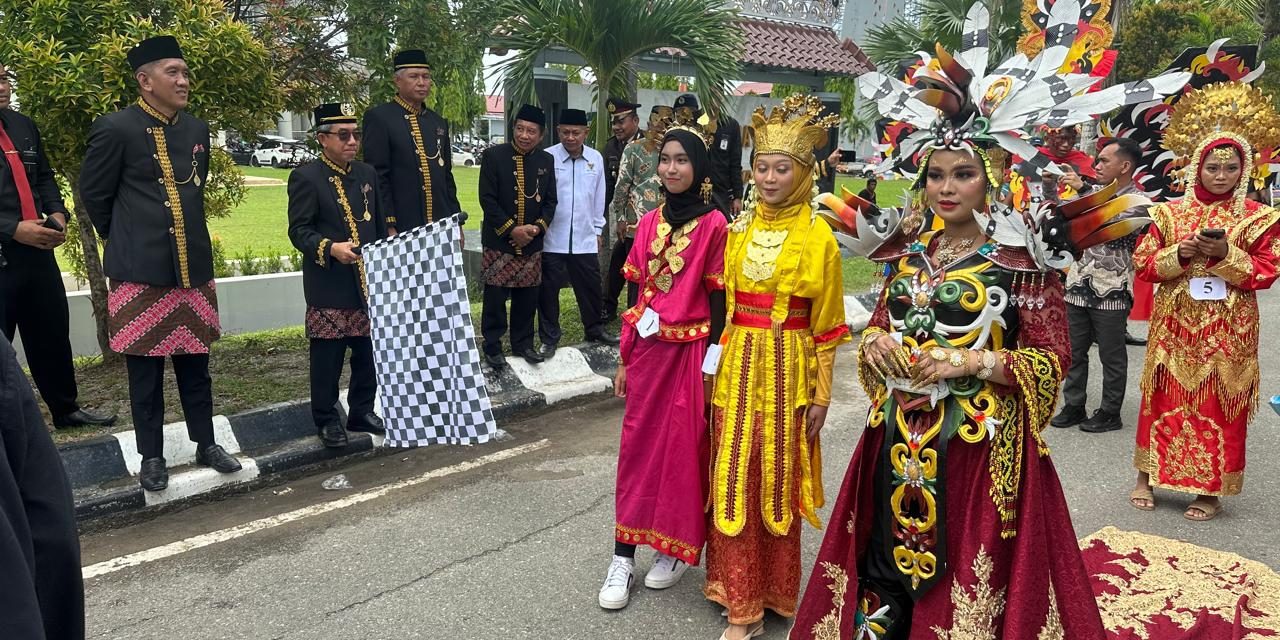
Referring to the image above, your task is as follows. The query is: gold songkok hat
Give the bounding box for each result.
[1163,82,1280,162]
[746,94,840,166]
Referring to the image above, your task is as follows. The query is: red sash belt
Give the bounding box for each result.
[732,291,811,330]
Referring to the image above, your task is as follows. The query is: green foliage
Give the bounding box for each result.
[235,247,262,275]
[261,251,285,274]
[346,0,492,130]
[493,0,745,149]
[211,236,232,278]
[862,0,1024,74]
[225,0,357,113]
[287,248,305,272]
[1116,0,1265,89]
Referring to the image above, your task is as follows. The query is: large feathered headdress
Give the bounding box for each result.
[1163,82,1280,195]
[858,0,1191,178]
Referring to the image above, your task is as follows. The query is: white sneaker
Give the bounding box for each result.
[599,555,635,609]
[644,553,689,589]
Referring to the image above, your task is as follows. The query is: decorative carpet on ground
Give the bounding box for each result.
[1082,526,1279,639]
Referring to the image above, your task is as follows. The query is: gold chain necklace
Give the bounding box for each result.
[932,234,978,266]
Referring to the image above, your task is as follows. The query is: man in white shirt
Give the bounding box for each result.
[538,109,619,357]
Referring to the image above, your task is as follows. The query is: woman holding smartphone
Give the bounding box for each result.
[1130,82,1280,521]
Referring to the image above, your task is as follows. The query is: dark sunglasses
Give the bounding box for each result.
[321,130,363,142]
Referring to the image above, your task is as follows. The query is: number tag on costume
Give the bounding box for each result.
[702,344,723,375]
[1190,276,1227,301]
[637,308,660,338]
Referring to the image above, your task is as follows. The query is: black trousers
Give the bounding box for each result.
[603,237,637,318]
[0,335,84,640]
[125,354,215,459]
[538,252,604,346]
[481,284,538,355]
[310,337,376,427]
[0,242,79,418]
[861,454,915,639]
[1062,303,1129,414]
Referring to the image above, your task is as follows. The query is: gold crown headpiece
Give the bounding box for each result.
[746,94,840,166]
[1163,83,1280,162]
[664,108,716,148]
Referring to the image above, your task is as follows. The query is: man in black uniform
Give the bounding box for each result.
[601,97,642,323]
[363,49,461,233]
[0,64,115,429]
[674,94,743,219]
[0,334,84,640]
[288,103,387,448]
[479,104,557,368]
[80,36,242,491]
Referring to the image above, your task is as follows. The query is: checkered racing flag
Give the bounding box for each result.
[362,219,496,446]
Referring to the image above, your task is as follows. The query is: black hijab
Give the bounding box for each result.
[659,129,718,227]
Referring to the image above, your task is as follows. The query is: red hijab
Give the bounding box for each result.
[1194,138,1245,204]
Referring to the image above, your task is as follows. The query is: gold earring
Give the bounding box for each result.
[700,177,713,204]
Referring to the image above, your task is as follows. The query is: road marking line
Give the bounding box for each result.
[83,439,551,580]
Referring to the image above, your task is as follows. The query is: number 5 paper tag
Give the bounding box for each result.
[1190,276,1227,301]
[637,308,660,338]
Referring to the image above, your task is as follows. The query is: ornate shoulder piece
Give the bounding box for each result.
[817,188,905,258]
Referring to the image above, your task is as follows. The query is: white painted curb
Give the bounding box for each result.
[506,346,612,404]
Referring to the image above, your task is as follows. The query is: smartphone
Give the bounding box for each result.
[1200,228,1225,239]
[41,216,64,232]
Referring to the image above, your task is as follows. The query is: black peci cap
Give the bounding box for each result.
[128,35,184,71]
[559,109,589,126]
[393,49,431,71]
[313,103,358,127]
[515,104,546,127]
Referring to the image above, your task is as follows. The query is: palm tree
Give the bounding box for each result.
[491,0,744,149]
[862,0,1024,74]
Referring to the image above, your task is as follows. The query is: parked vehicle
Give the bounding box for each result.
[250,135,315,168]
[452,146,476,167]
[225,139,256,166]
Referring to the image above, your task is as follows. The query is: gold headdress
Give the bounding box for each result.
[1163,82,1280,195]
[746,94,840,166]
[664,107,716,148]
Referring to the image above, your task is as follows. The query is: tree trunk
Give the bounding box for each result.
[68,179,117,364]
[596,68,616,298]
[1264,0,1280,41]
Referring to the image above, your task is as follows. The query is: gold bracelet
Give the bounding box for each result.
[977,349,997,380]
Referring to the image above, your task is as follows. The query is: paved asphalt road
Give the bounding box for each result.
[80,292,1280,640]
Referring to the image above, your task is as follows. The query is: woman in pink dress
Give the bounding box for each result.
[598,127,728,610]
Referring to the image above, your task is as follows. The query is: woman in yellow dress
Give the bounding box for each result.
[704,95,849,640]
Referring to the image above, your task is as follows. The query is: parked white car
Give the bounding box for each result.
[452,146,476,167]
[250,136,315,168]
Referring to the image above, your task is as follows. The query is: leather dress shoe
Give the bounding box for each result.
[1125,332,1147,347]
[1050,405,1087,429]
[53,408,118,428]
[348,412,385,435]
[318,423,348,448]
[587,331,621,346]
[538,343,558,359]
[483,352,508,370]
[196,444,243,473]
[139,457,169,491]
[518,347,545,364]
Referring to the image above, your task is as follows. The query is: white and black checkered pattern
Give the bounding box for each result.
[363,219,496,446]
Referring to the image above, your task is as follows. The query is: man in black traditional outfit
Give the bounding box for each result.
[288,103,387,448]
[478,104,557,369]
[79,35,242,491]
[600,97,643,323]
[0,63,115,429]
[0,334,84,640]
[362,49,461,233]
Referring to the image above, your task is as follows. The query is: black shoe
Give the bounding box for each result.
[518,347,545,364]
[53,408,118,428]
[139,457,168,491]
[196,444,243,473]
[348,412,385,435]
[1050,405,1087,429]
[538,343,558,359]
[601,310,617,324]
[1080,410,1123,433]
[483,352,508,370]
[587,331,621,346]
[318,423,348,448]
[1125,332,1147,347]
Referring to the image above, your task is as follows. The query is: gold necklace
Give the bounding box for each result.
[932,234,978,265]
